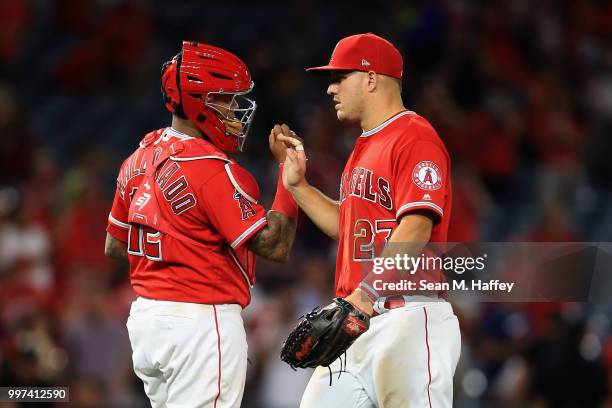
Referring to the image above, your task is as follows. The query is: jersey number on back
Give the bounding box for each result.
[353,219,395,261]
[128,224,163,261]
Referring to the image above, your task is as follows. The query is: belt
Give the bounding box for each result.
[372,293,440,317]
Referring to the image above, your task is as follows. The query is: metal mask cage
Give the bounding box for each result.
[205,83,257,151]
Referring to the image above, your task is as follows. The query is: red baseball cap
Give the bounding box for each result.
[306,33,403,79]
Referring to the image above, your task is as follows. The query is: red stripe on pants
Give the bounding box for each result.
[424,307,432,408]
[213,305,222,408]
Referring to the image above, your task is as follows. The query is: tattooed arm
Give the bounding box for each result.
[104,233,129,263]
[247,211,297,262]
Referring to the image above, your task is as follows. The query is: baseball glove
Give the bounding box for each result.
[280,298,370,369]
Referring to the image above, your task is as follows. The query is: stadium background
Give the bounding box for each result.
[1,0,612,406]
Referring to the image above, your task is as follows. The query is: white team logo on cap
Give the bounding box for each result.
[413,161,442,190]
[361,59,370,66]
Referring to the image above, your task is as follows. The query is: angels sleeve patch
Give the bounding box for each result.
[233,190,257,220]
[412,160,442,191]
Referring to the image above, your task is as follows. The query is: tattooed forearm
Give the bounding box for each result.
[247,211,297,262]
[104,233,129,263]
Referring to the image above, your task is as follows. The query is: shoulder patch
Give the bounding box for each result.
[412,160,442,190]
[224,163,260,203]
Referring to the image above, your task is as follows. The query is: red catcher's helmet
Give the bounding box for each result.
[161,41,257,152]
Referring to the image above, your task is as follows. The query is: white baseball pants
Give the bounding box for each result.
[300,299,461,407]
[126,297,247,408]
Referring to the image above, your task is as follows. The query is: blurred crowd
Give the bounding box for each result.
[1,0,612,407]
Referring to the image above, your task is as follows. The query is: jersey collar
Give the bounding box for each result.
[360,110,415,138]
[167,127,196,140]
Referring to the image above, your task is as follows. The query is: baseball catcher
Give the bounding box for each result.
[104,41,299,408]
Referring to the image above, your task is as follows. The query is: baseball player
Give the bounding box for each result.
[103,41,298,407]
[277,33,461,407]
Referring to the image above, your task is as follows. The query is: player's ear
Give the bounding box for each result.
[366,71,377,92]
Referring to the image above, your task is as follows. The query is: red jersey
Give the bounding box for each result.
[336,111,452,297]
[106,127,267,308]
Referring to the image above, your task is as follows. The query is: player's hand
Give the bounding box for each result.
[268,124,301,163]
[269,124,295,163]
[274,126,307,191]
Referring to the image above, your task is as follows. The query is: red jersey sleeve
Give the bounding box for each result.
[199,166,267,249]
[393,140,449,223]
[106,185,130,243]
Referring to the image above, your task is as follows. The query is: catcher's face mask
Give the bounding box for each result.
[206,86,257,152]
